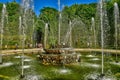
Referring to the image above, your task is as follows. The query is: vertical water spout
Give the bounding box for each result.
[20,0,34,78]
[21,16,25,78]
[19,16,22,47]
[114,2,119,63]
[100,0,104,75]
[58,0,61,45]
[30,0,34,46]
[69,20,72,47]
[44,23,48,49]
[91,17,96,48]
[19,16,25,78]
[32,18,35,48]
[0,4,6,64]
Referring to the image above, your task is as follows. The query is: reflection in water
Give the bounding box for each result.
[91,58,100,61]
[0,62,13,67]
[53,68,71,74]
[85,72,116,80]
[81,62,100,68]
[86,55,95,58]
[110,62,120,66]
[21,65,31,69]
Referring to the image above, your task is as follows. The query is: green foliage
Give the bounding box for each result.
[37,7,59,48]
[40,7,58,23]
[0,2,20,47]
[106,0,120,49]
[0,2,35,49]
[0,0,120,49]
[0,3,3,20]
[38,3,97,48]
[36,0,120,48]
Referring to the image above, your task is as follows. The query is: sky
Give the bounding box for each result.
[0,0,98,16]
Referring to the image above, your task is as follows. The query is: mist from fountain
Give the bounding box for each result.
[62,20,72,47]
[0,4,7,64]
[114,2,120,63]
[62,18,87,47]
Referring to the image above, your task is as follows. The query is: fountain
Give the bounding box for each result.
[19,12,26,78]
[19,16,22,48]
[100,0,104,76]
[91,17,97,48]
[39,48,79,65]
[44,23,48,49]
[0,4,7,64]
[0,4,15,71]
[98,0,110,76]
[31,3,35,48]
[38,0,82,65]
[0,0,120,80]
[19,0,34,78]
[114,2,119,63]
[95,0,110,78]
[39,18,85,65]
[69,20,72,47]
[58,0,61,45]
[85,0,112,79]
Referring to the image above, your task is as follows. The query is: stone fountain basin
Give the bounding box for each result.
[39,48,80,65]
[44,48,75,54]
